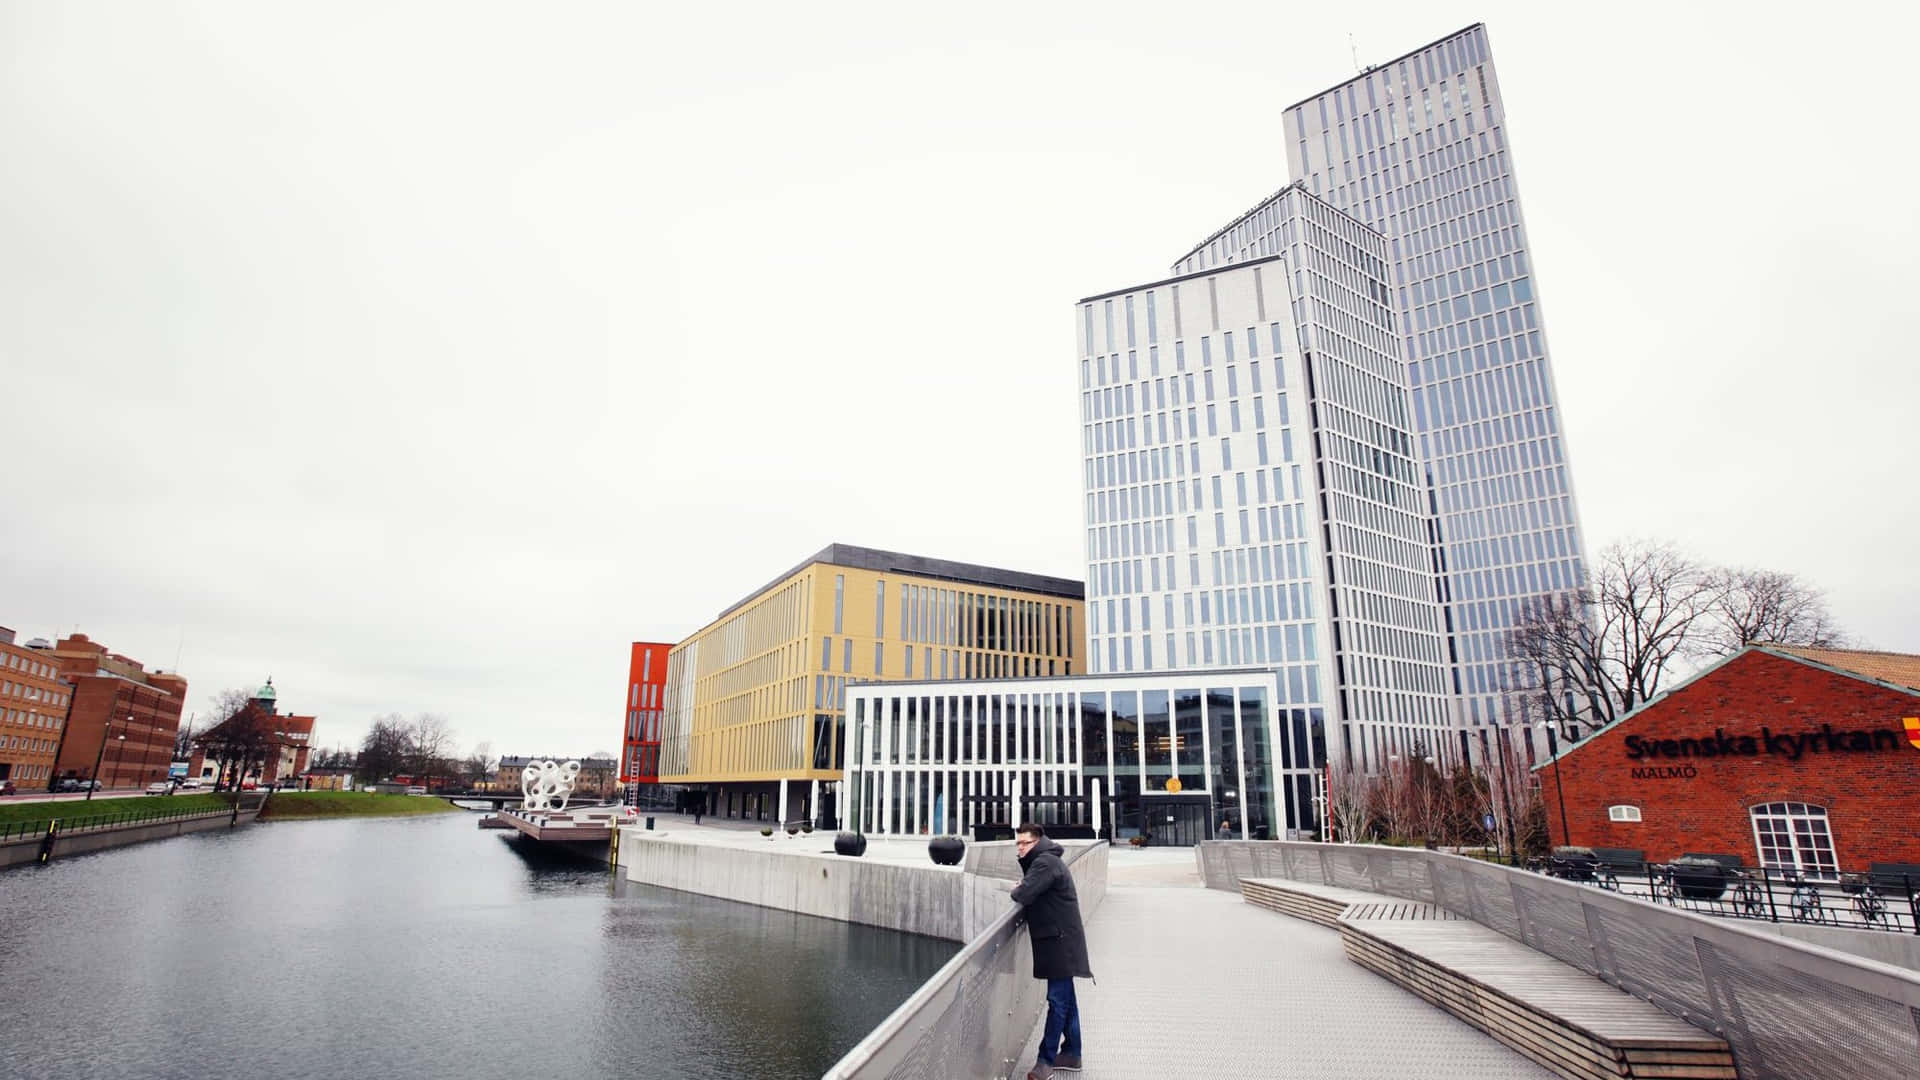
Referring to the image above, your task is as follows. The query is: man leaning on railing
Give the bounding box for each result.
[1009,823,1093,1080]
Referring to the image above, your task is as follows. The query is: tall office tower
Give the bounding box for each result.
[1080,184,1452,772]
[1174,24,1588,730]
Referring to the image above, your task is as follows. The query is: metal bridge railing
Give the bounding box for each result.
[822,841,1109,1080]
[1535,856,1920,935]
[0,803,239,842]
[1200,841,1920,1080]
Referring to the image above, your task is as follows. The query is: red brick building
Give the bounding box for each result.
[186,680,315,788]
[48,633,189,792]
[1537,645,1920,873]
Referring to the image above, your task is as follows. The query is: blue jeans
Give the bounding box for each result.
[1038,977,1081,1064]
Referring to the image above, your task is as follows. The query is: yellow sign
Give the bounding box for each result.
[1905,716,1920,751]
[1164,777,1183,793]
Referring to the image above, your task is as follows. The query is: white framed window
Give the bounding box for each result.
[1750,802,1838,879]
[1607,805,1641,823]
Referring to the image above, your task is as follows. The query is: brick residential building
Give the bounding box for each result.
[1536,645,1920,872]
[186,680,315,788]
[0,628,74,789]
[48,633,188,792]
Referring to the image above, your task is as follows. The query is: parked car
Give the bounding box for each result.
[1,780,15,796]
[405,786,428,796]
[145,781,176,796]
[177,778,205,790]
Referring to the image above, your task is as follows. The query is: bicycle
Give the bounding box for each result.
[1786,872,1825,924]
[1729,873,1767,918]
[1841,874,1886,927]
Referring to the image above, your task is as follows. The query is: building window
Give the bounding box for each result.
[1750,802,1838,879]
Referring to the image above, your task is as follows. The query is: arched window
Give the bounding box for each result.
[1750,802,1838,878]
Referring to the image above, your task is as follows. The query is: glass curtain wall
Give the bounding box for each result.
[845,674,1316,841]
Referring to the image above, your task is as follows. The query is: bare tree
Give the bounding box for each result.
[194,688,274,791]
[358,714,410,783]
[1508,540,1851,733]
[1328,767,1375,843]
[406,713,455,784]
[1508,539,1721,730]
[463,741,494,789]
[1701,567,1845,655]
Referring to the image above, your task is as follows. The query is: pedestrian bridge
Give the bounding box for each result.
[826,841,1920,1080]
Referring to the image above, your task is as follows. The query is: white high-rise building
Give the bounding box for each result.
[1079,184,1452,773]
[1174,24,1589,730]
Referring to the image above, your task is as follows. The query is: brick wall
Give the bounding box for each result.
[1541,650,1920,867]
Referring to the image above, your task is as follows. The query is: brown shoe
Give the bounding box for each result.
[1053,1054,1083,1072]
[1026,1064,1054,1080]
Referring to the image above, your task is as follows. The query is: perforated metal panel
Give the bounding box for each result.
[1198,841,1920,1080]
[825,843,1109,1080]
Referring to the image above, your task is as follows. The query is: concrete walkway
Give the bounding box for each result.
[1017,848,1554,1079]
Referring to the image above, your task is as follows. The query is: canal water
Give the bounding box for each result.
[0,811,955,1079]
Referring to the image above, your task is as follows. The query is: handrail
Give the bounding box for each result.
[822,840,1108,1080]
[1535,856,1920,935]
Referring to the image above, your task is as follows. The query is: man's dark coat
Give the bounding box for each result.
[1010,836,1093,980]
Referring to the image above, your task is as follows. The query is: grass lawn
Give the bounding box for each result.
[258,791,463,820]
[0,793,233,829]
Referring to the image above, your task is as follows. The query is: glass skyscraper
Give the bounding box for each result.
[1174,24,1588,729]
[1079,185,1452,773]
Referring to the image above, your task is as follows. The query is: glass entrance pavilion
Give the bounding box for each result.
[843,669,1324,843]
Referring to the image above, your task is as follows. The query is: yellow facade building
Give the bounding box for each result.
[659,544,1083,824]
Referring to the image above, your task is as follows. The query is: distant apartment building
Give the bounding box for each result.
[1173,24,1588,731]
[47,632,189,791]
[655,544,1083,824]
[1080,185,1453,775]
[496,754,619,801]
[0,627,73,789]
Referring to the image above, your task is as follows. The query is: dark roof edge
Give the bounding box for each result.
[844,666,1283,691]
[1077,254,1286,307]
[714,543,1084,622]
[1284,23,1487,116]
[1172,183,1306,266]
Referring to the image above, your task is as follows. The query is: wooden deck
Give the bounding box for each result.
[1238,876,1736,1079]
[1341,918,1736,1079]
[494,809,618,845]
[1240,876,1385,926]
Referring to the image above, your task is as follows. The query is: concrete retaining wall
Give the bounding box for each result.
[619,831,1101,942]
[0,809,259,868]
[1748,920,1920,972]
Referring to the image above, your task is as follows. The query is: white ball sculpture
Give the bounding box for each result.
[520,759,581,812]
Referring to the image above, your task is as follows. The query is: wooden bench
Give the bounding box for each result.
[1339,916,1736,1080]
[1239,877,1380,927]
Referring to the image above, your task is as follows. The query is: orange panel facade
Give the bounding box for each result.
[621,642,671,784]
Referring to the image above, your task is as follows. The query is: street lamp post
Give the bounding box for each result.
[1493,728,1520,864]
[1538,722,1572,849]
[87,722,126,801]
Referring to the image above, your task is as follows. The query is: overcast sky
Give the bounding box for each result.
[3,2,1914,761]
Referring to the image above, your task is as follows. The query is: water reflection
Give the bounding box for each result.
[0,813,954,1080]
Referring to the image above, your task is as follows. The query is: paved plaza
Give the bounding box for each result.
[1017,849,1555,1079]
